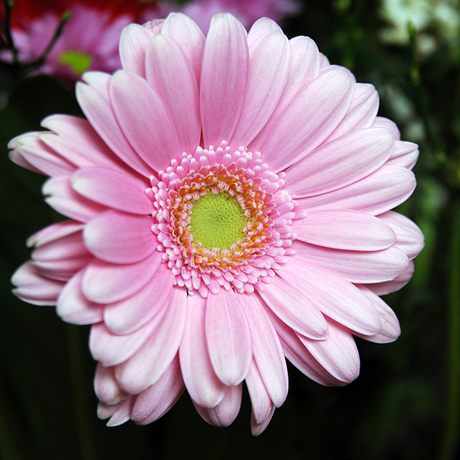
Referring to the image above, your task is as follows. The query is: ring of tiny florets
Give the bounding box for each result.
[146,142,296,298]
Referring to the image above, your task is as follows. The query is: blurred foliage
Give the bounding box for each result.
[1,0,460,459]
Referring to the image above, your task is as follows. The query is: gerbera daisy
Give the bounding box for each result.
[10,13,424,434]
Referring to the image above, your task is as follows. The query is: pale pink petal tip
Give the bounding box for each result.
[8,10,422,434]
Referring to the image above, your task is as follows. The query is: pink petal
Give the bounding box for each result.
[81,251,162,303]
[43,176,108,223]
[286,128,395,197]
[278,259,382,335]
[324,83,379,142]
[83,210,156,264]
[245,362,275,436]
[161,12,205,86]
[269,310,344,386]
[293,210,396,251]
[292,240,409,284]
[10,132,75,177]
[194,385,242,427]
[119,24,153,77]
[105,398,134,427]
[205,289,252,386]
[115,287,187,394]
[297,320,360,383]
[379,211,424,259]
[145,35,201,154]
[94,363,127,405]
[103,264,173,335]
[296,165,416,216]
[109,70,179,173]
[249,36,321,151]
[76,72,152,177]
[9,148,43,174]
[179,294,226,408]
[200,13,249,147]
[56,270,103,325]
[257,276,328,339]
[31,229,91,281]
[387,140,419,169]
[132,356,185,425]
[71,167,151,214]
[11,261,64,306]
[89,318,158,367]
[258,67,353,172]
[230,31,290,147]
[241,293,289,407]
[372,116,400,139]
[247,18,282,46]
[355,285,401,343]
[366,260,415,296]
[41,114,129,172]
[27,220,84,248]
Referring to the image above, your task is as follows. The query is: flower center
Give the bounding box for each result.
[57,50,93,75]
[147,142,296,297]
[190,192,248,250]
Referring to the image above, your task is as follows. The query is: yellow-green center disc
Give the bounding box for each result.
[58,50,93,75]
[190,192,248,250]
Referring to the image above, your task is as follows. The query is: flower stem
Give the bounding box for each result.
[440,200,460,460]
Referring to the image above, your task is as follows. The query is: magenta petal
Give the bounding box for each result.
[132,357,185,425]
[115,287,187,394]
[145,35,201,154]
[56,270,103,325]
[259,67,353,172]
[200,13,249,147]
[82,251,161,303]
[103,265,173,335]
[258,276,328,339]
[205,289,252,386]
[241,293,288,407]
[76,72,152,177]
[43,176,108,223]
[72,167,151,214]
[194,385,242,427]
[293,210,396,251]
[83,210,156,264]
[287,128,395,197]
[89,319,157,367]
[278,260,382,335]
[230,31,290,147]
[161,12,205,86]
[94,363,127,406]
[11,261,64,306]
[298,320,360,383]
[110,70,179,173]
[293,240,409,284]
[179,294,226,408]
[296,165,416,215]
[119,24,153,77]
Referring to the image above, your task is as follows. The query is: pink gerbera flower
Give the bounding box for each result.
[1,3,150,83]
[10,13,424,434]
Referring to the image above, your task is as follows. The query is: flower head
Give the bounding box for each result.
[1,1,161,83]
[10,13,424,434]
